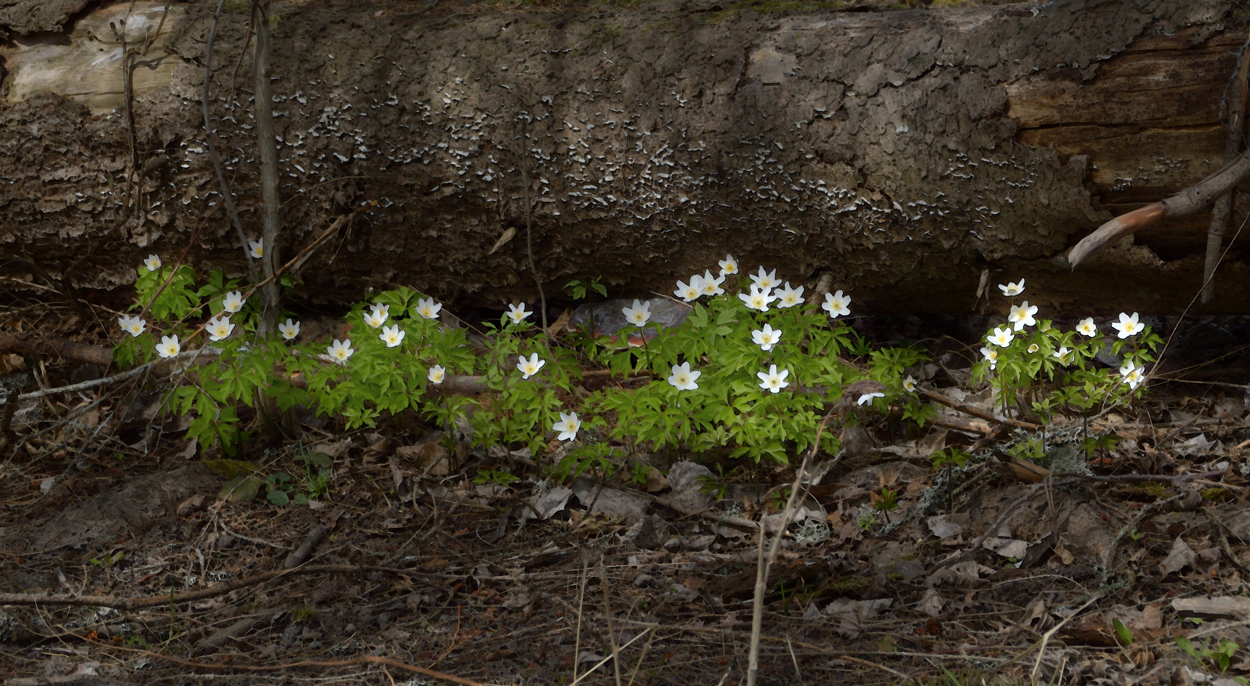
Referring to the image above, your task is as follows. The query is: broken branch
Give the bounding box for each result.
[1066,147,1250,269]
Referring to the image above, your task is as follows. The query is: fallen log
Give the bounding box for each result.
[1,0,1247,314]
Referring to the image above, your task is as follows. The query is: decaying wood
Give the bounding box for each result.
[2,0,1247,313]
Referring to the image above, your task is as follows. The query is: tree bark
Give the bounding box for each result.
[0,0,1246,314]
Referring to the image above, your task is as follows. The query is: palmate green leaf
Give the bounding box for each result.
[219,475,261,501]
[687,304,709,329]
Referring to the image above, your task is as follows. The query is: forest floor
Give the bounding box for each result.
[2,299,1250,686]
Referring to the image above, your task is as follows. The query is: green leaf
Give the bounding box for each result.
[302,452,334,469]
[267,490,291,506]
[1177,637,1199,659]
[218,475,260,501]
[1113,619,1133,646]
[688,305,709,328]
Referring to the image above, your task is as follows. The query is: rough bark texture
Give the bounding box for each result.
[0,0,90,37]
[1,0,1247,315]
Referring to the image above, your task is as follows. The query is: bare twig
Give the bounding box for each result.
[746,405,839,686]
[76,634,484,686]
[251,0,282,338]
[600,560,624,686]
[203,0,258,282]
[1149,212,1248,387]
[520,160,548,333]
[920,388,1042,430]
[0,563,446,611]
[982,593,1101,685]
[1203,35,1250,303]
[829,654,912,682]
[573,560,588,684]
[0,334,114,368]
[569,629,653,686]
[192,608,283,656]
[16,347,220,402]
[283,524,329,568]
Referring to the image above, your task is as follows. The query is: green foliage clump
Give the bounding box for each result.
[112,258,1162,509]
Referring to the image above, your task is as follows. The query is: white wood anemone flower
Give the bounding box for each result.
[988,326,1015,347]
[428,364,446,384]
[740,284,776,312]
[998,279,1025,297]
[1076,317,1098,337]
[749,267,778,291]
[699,270,726,297]
[279,318,300,341]
[857,391,885,406]
[903,376,917,393]
[1053,347,1071,365]
[757,364,790,394]
[118,314,146,337]
[507,303,533,324]
[980,346,998,370]
[416,297,442,320]
[667,361,701,391]
[249,239,263,259]
[822,290,851,319]
[222,290,246,314]
[752,323,782,351]
[156,335,180,359]
[517,352,545,379]
[1111,312,1143,339]
[327,339,354,364]
[552,411,581,442]
[207,316,235,342]
[380,324,405,348]
[1120,362,1145,390]
[718,254,738,276]
[1027,343,1039,354]
[364,303,389,329]
[622,299,651,327]
[1009,301,1038,331]
[775,282,804,308]
[143,254,162,271]
[674,276,702,302]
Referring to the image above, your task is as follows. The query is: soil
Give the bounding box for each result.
[3,297,1250,685]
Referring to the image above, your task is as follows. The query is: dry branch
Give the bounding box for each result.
[0,563,446,611]
[0,334,114,368]
[920,388,1042,431]
[1066,150,1250,269]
